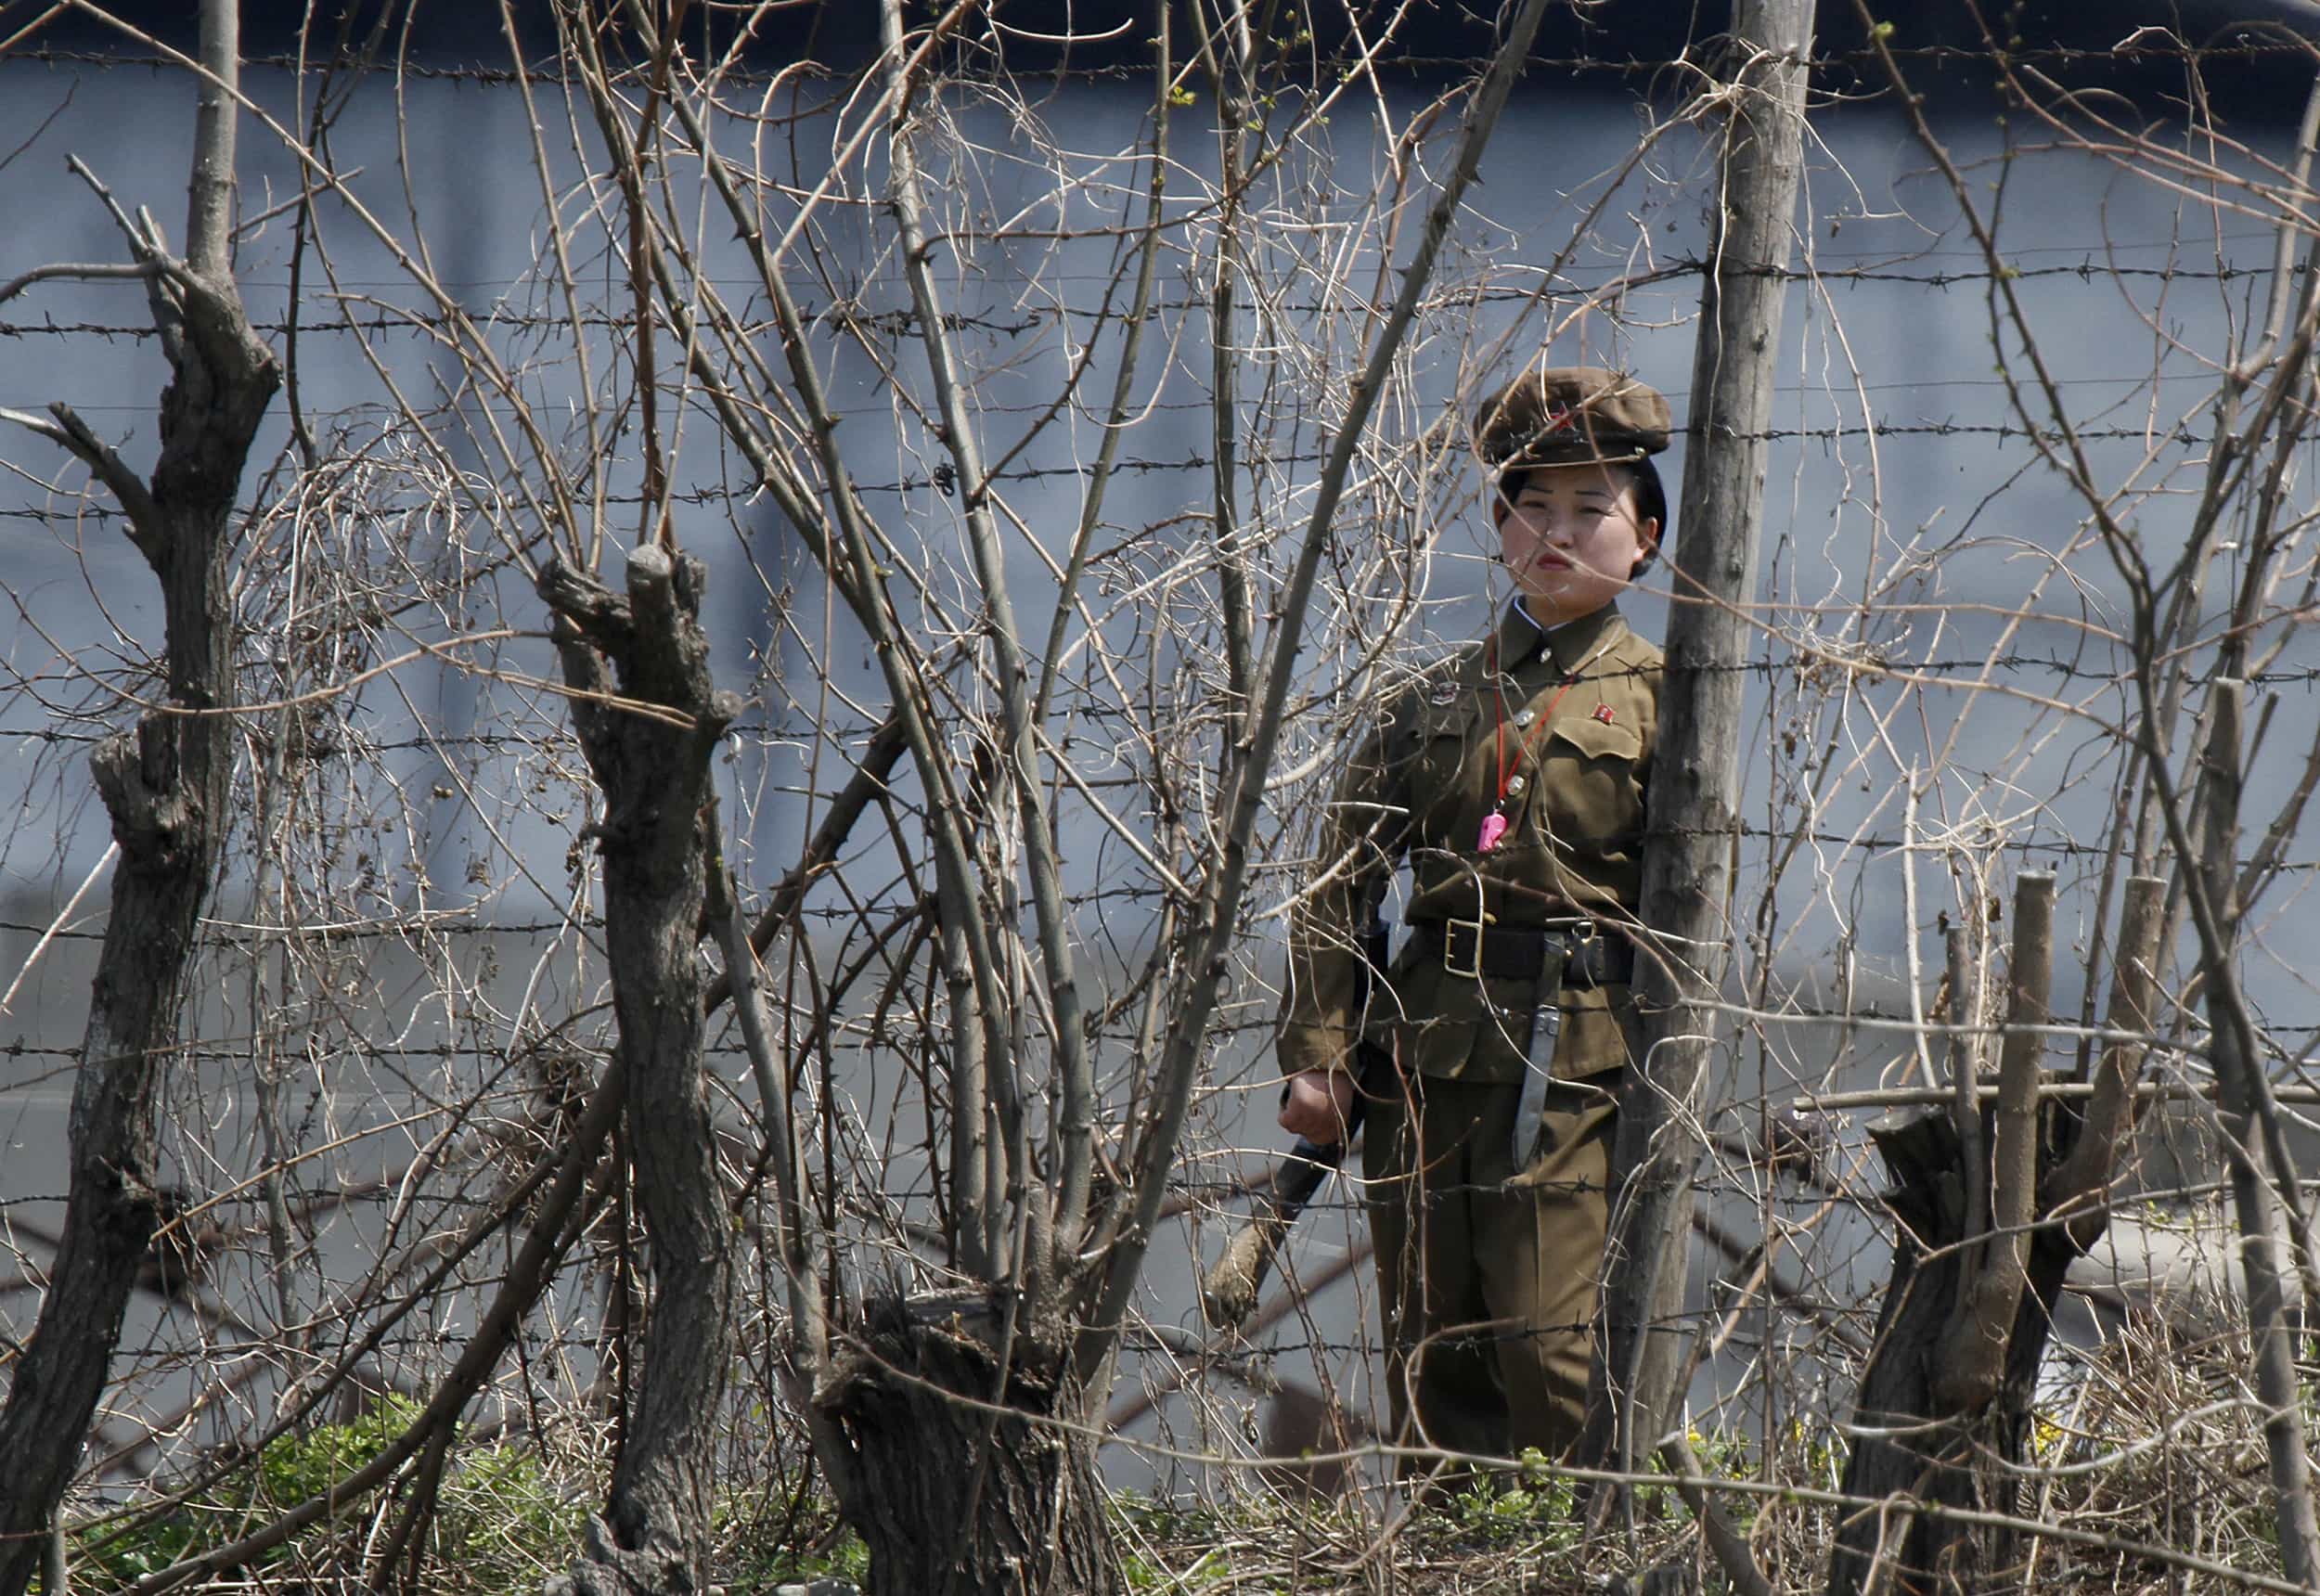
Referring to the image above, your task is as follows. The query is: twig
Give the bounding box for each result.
[128,1057,626,1593]
[0,404,163,553]
[1657,1434,1777,1596]
[1031,0,1172,726]
[880,0,1095,1262]
[0,842,116,1015]
[0,258,155,307]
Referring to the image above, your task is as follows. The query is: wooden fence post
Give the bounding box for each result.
[1582,0,1816,1484]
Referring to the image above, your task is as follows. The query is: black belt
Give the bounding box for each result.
[1409,918,1635,986]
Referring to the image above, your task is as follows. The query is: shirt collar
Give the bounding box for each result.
[1494,598,1625,675]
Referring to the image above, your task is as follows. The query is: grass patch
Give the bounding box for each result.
[53,1398,580,1594]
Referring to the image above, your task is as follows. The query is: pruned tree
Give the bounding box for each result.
[532,544,741,1592]
[507,3,1563,1584]
[0,2,279,1587]
[1819,14,2320,1593]
[1828,874,2168,1595]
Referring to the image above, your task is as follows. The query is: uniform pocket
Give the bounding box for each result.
[1412,702,1485,839]
[1530,714,1644,852]
[1542,713,1642,765]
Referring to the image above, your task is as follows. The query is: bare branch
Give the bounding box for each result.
[0,258,155,307]
[880,0,1096,1266]
[2186,670,2320,1583]
[705,862,829,1383]
[702,717,910,1018]
[127,1062,625,1593]
[184,0,238,278]
[1659,1434,1778,1596]
[1032,0,1172,726]
[1946,922,1985,1244]
[42,402,164,556]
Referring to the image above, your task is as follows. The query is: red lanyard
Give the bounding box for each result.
[1477,633,1608,853]
[1493,676,1580,806]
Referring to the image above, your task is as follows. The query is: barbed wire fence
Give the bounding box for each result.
[4,9,2320,1590]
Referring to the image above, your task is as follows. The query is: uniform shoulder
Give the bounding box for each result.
[1595,621,1662,709]
[1607,620,1663,666]
[1376,637,1489,714]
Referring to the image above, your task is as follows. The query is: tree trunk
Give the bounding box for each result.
[819,1291,1123,1596]
[1585,0,1814,1477]
[1827,1109,2072,1596]
[2191,671,2320,1582]
[540,547,741,1596]
[0,4,277,1585]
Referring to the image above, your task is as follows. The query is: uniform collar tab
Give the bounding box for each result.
[1493,601,1547,669]
[1546,603,1624,675]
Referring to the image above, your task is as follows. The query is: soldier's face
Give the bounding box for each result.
[1494,463,1659,625]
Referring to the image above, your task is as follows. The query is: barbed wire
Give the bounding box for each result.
[0,421,2275,527]
[8,997,2320,1051]
[4,254,2308,350]
[15,798,2320,924]
[0,1175,1861,1216]
[15,37,2320,84]
[10,653,2320,760]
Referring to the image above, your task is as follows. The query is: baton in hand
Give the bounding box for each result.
[1199,1109,1362,1331]
[1210,930,1390,1331]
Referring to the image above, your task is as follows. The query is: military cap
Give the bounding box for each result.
[1476,367,1671,470]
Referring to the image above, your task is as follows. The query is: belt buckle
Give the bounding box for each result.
[1548,916,1594,981]
[1443,915,1489,980]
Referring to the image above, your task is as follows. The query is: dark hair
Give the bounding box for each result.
[1627,456,1668,576]
[1497,457,1670,576]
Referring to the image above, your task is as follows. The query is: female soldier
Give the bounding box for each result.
[1275,366,1669,1469]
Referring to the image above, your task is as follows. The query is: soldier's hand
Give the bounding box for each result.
[1279,1069,1358,1146]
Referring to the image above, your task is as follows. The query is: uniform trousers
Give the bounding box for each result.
[1360,1070,1618,1469]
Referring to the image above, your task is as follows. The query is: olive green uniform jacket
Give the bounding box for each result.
[1279,600,1661,1085]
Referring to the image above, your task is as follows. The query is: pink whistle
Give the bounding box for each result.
[1476,812,1510,853]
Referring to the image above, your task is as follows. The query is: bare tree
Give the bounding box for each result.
[1816,17,2320,1593]
[1584,0,1816,1492]
[511,4,1562,1583]
[0,3,278,1587]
